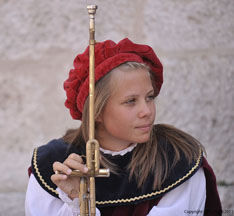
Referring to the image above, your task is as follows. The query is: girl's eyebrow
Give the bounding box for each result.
[124,89,154,99]
[124,94,138,99]
[147,89,155,94]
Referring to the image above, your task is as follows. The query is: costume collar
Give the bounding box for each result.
[100,143,138,156]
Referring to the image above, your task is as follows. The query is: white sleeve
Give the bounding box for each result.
[147,167,206,216]
[25,174,101,216]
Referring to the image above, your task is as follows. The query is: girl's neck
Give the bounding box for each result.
[96,125,133,151]
[99,140,133,151]
[96,133,132,151]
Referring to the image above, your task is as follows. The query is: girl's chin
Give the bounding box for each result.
[133,134,151,144]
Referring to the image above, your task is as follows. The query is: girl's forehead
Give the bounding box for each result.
[109,68,153,96]
[111,67,149,81]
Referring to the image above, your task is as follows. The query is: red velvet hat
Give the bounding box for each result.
[64,38,163,120]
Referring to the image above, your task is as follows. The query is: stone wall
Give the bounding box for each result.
[0,0,233,215]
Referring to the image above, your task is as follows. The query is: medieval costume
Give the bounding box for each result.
[25,127,221,216]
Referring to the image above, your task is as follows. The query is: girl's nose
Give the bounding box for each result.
[138,101,152,119]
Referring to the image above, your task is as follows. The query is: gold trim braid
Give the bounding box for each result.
[33,148,58,195]
[96,147,203,205]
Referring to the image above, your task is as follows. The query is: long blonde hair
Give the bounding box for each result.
[63,62,203,190]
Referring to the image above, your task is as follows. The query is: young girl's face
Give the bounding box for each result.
[97,68,156,151]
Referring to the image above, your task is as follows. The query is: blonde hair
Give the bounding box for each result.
[63,62,203,190]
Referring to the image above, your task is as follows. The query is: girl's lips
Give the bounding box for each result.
[136,124,152,131]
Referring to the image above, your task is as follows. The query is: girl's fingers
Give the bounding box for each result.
[53,161,72,175]
[63,154,88,173]
[53,153,88,176]
[64,158,88,173]
[51,173,67,183]
[68,153,84,163]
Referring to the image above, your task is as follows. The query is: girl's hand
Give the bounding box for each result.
[51,153,88,200]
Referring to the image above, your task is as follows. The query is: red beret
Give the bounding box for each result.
[64,38,163,120]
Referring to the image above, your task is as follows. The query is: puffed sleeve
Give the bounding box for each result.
[147,168,206,216]
[25,174,101,216]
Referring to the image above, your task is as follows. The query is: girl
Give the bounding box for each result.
[25,38,222,216]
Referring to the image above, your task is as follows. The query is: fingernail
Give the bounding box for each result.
[67,169,72,174]
[84,167,88,173]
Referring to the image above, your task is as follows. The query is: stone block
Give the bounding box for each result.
[218,186,234,215]
[0,50,79,192]
[156,53,234,184]
[0,192,25,216]
[145,0,234,51]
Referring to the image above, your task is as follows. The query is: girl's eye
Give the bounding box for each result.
[147,95,156,101]
[125,98,136,105]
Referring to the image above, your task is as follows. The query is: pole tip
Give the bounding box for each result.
[87,5,98,10]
